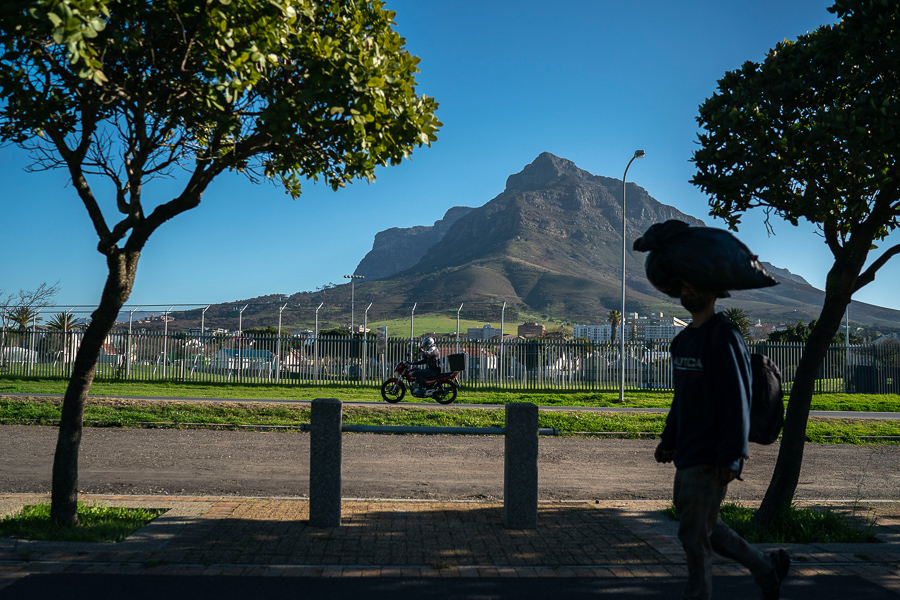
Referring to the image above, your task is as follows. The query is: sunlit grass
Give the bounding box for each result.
[665,502,878,544]
[0,503,164,543]
[2,377,898,411]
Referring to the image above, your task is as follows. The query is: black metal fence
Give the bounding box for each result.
[2,327,899,393]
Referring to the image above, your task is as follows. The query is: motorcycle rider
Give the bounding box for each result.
[411,336,441,397]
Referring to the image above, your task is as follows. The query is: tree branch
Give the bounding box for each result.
[854,242,900,293]
[43,124,111,245]
[125,131,274,252]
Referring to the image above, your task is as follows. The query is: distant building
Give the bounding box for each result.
[573,324,620,342]
[750,320,777,341]
[210,349,275,370]
[182,327,229,337]
[517,322,545,338]
[873,333,900,346]
[467,323,502,341]
[574,312,687,343]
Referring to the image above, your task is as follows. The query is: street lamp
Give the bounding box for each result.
[620,149,645,404]
[344,274,364,333]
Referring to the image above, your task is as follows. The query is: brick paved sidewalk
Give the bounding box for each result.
[1,495,899,596]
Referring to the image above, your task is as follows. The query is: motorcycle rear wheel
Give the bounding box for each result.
[433,380,458,405]
[381,379,405,403]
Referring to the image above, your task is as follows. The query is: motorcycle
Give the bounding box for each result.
[380,359,460,405]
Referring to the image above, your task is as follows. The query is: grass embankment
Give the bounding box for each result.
[2,386,899,443]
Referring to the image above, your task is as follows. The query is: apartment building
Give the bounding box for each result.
[573,312,687,343]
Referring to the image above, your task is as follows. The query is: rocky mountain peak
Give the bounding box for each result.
[354,205,474,280]
[505,152,592,192]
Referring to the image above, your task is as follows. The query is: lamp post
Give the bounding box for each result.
[344,274,364,333]
[620,149,645,404]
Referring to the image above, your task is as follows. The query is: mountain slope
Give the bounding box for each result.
[355,206,474,280]
[176,153,900,330]
[347,152,898,326]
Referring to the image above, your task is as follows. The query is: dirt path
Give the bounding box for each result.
[2,425,898,503]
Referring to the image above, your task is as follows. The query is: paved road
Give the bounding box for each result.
[5,573,892,600]
[2,425,899,501]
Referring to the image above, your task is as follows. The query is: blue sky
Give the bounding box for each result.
[3,0,896,316]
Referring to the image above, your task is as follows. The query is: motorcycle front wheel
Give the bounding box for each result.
[433,380,458,405]
[381,379,405,403]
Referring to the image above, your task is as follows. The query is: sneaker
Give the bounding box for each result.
[761,549,790,600]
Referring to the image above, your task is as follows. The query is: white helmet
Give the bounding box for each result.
[420,336,435,351]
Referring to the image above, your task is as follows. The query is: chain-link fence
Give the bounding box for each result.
[2,327,899,393]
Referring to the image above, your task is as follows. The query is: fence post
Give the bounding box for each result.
[309,398,343,527]
[503,402,538,529]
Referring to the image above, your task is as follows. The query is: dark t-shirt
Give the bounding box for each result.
[659,313,751,473]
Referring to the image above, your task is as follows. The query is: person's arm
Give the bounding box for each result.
[656,339,679,463]
[712,324,751,473]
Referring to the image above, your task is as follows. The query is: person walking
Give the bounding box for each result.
[654,280,790,600]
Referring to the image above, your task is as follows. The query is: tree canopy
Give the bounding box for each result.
[767,320,865,344]
[0,0,440,526]
[692,0,900,280]
[691,0,900,526]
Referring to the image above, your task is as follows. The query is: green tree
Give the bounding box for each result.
[5,306,41,330]
[691,0,900,526]
[243,326,280,336]
[722,307,751,340]
[47,312,82,331]
[0,0,440,526]
[767,321,812,343]
[607,310,621,343]
[769,320,865,344]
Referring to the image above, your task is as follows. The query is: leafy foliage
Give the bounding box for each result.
[770,320,865,344]
[607,310,621,343]
[691,0,900,525]
[692,1,900,258]
[722,307,751,339]
[46,312,83,331]
[0,0,441,271]
[4,306,41,329]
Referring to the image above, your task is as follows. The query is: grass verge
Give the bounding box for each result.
[665,503,878,544]
[2,377,900,411]
[2,396,899,443]
[0,503,165,543]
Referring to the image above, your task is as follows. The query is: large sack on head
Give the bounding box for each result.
[632,220,778,297]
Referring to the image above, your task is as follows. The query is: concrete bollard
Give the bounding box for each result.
[309,398,342,527]
[503,402,539,529]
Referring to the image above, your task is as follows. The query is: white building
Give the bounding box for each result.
[467,323,502,341]
[573,324,621,342]
[574,313,687,343]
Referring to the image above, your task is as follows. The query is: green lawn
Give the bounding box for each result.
[3,377,899,411]
[2,383,899,443]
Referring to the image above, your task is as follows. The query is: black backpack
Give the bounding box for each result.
[749,353,785,444]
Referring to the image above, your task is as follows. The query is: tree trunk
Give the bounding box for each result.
[50,249,139,526]
[753,287,851,527]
